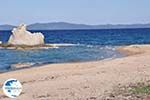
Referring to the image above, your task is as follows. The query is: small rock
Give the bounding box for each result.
[11,62,35,70]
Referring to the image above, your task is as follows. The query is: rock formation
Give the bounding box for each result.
[8,24,44,46]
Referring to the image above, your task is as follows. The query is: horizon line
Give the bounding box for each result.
[0,21,150,26]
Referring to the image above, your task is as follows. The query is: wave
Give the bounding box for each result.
[50,44,117,51]
[82,45,116,50]
[46,43,81,47]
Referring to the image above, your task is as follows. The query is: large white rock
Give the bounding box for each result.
[8,24,44,46]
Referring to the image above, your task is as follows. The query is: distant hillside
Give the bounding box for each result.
[27,22,93,30]
[0,25,15,30]
[27,22,150,30]
[0,22,150,30]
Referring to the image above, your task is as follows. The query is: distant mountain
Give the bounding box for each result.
[27,22,93,30]
[27,22,150,30]
[0,22,150,30]
[0,24,15,30]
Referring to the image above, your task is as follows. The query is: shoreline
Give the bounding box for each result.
[0,44,150,99]
[0,45,124,72]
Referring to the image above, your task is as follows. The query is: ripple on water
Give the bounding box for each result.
[0,45,124,71]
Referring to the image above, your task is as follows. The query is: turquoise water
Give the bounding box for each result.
[0,45,123,71]
[0,28,150,71]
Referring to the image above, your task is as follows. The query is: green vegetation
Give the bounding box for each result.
[130,85,150,94]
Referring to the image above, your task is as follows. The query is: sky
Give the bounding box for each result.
[0,0,150,25]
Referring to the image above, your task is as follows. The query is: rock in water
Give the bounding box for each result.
[8,24,44,46]
[11,62,35,70]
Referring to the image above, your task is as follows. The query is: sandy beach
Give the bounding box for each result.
[0,45,150,100]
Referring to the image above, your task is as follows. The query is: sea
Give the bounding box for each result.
[0,28,150,71]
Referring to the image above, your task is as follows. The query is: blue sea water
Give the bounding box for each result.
[0,28,150,71]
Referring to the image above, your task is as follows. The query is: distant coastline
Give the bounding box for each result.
[0,22,150,30]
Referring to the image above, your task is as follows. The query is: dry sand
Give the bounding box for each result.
[0,45,150,100]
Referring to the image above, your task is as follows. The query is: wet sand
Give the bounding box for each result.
[0,45,150,100]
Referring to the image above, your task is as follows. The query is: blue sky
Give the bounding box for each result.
[0,0,150,25]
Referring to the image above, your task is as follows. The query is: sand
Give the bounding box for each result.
[0,45,150,100]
